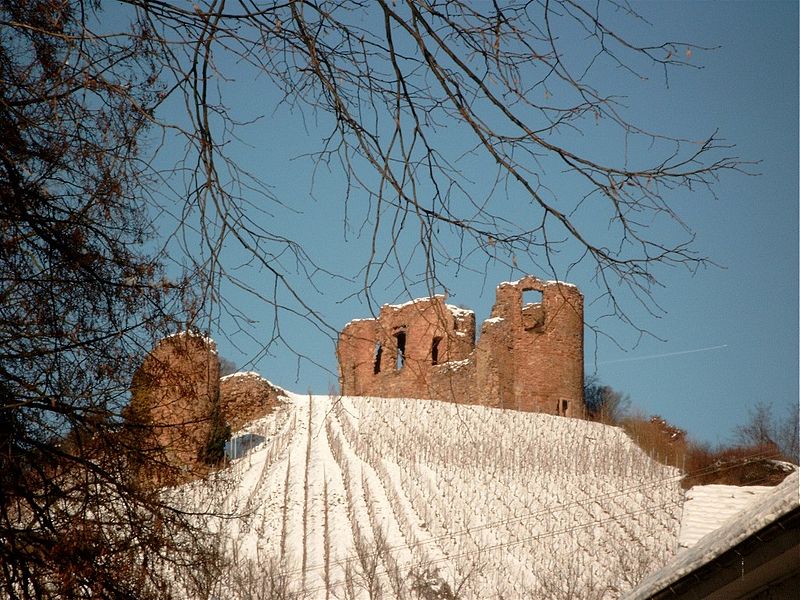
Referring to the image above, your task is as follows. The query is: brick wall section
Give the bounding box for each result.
[131,334,288,481]
[220,372,286,432]
[337,296,476,398]
[130,332,220,481]
[338,276,585,417]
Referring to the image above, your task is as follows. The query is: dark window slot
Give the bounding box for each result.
[394,331,406,370]
[373,342,382,374]
[431,337,442,365]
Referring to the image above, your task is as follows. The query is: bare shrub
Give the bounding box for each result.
[683,442,790,488]
[603,531,672,595]
[228,554,307,600]
[407,566,461,600]
[620,407,795,488]
[336,529,385,600]
[535,554,608,600]
[332,526,477,600]
[584,377,631,425]
[621,412,688,470]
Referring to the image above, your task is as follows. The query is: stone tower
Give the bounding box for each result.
[130,331,221,481]
[477,276,584,415]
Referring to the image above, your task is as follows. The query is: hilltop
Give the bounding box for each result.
[171,392,684,599]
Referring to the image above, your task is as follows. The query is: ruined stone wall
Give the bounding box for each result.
[131,333,287,482]
[130,332,220,481]
[337,296,476,399]
[220,372,286,432]
[338,276,585,417]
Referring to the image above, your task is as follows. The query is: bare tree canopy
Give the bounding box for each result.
[0,0,746,596]
[98,0,744,341]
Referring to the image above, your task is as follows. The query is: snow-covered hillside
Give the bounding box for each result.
[173,392,685,599]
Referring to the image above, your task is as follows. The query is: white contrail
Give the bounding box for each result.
[598,344,729,365]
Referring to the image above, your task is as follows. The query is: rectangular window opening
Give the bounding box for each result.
[557,399,569,416]
[394,331,406,370]
[522,289,544,306]
[431,337,442,365]
[373,342,382,374]
[522,289,545,331]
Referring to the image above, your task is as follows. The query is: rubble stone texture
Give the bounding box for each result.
[131,334,285,481]
[220,372,285,431]
[337,276,585,416]
[130,332,221,480]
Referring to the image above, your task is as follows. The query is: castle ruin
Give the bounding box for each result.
[337,276,585,416]
[131,276,584,481]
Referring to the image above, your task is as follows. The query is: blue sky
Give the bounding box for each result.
[150,1,797,446]
[586,0,798,445]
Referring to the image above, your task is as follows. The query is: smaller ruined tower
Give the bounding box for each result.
[130,331,221,481]
[482,276,584,416]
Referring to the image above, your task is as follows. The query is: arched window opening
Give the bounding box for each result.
[431,337,442,365]
[394,331,406,370]
[373,342,382,374]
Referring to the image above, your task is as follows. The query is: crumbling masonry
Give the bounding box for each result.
[337,276,585,416]
[130,332,285,482]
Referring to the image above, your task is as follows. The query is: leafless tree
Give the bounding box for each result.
[1,0,745,596]
[584,375,631,424]
[776,404,799,465]
[735,401,778,448]
[0,0,218,596]
[228,552,308,600]
[220,356,239,377]
[736,401,800,464]
[535,553,608,600]
[119,0,745,349]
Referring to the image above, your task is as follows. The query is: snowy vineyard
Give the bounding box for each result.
[172,392,684,599]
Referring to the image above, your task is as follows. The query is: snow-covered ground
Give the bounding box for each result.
[677,483,773,549]
[174,392,687,598]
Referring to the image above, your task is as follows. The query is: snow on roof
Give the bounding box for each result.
[163,330,218,353]
[678,483,773,549]
[545,280,578,289]
[220,370,265,381]
[220,371,284,392]
[343,317,376,328]
[497,278,577,289]
[627,471,800,599]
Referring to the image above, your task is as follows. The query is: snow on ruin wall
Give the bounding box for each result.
[337,276,585,416]
[220,371,285,432]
